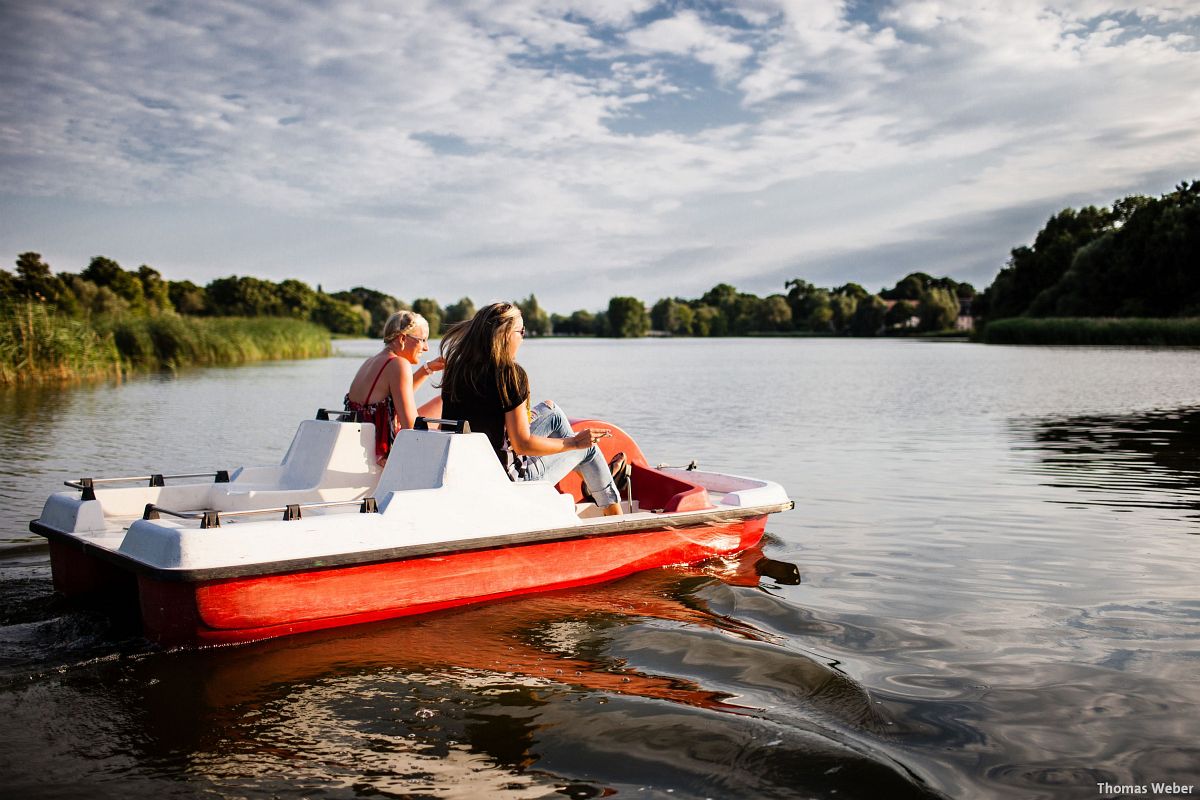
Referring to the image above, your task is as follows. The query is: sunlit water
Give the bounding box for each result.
[1,338,1198,799]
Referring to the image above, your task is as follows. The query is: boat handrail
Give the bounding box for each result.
[413,416,472,433]
[66,472,231,500]
[315,408,361,422]
[142,496,379,528]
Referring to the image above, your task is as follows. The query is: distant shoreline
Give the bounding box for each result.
[979,317,1200,346]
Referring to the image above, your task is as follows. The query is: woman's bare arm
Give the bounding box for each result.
[505,405,608,456]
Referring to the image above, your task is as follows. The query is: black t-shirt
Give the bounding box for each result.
[442,365,530,476]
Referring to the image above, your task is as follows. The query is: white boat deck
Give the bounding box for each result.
[36,419,791,576]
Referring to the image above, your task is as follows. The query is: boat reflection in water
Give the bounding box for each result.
[115,544,940,798]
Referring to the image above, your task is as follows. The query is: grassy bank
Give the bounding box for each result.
[980,317,1200,346]
[2,302,331,384]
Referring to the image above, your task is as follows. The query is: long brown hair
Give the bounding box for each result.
[439,302,528,408]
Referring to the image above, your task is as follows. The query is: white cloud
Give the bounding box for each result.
[624,10,755,82]
[1,0,1198,310]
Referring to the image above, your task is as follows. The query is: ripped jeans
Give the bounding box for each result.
[520,401,620,507]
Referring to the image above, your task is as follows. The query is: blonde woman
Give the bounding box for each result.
[439,302,622,515]
[345,310,443,464]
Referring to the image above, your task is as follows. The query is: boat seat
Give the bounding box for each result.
[212,419,380,511]
[374,429,578,528]
[374,428,511,494]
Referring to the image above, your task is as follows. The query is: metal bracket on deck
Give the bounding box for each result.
[414,417,472,434]
[283,504,302,521]
[317,408,361,422]
[360,497,378,513]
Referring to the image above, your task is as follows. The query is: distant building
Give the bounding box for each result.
[956,297,974,332]
[883,299,920,329]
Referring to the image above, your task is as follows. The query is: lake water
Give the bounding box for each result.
[1,338,1198,799]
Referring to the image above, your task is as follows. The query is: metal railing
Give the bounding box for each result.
[142,496,379,528]
[66,471,231,501]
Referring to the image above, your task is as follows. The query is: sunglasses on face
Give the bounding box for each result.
[516,327,526,338]
[405,333,428,344]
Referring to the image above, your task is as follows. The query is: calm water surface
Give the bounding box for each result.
[1,338,1198,799]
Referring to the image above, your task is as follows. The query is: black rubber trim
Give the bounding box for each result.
[30,501,793,584]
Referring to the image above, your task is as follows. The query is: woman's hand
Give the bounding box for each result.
[425,356,445,373]
[569,428,611,450]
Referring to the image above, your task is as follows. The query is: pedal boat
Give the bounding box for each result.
[31,413,793,647]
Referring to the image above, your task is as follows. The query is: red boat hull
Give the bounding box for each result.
[127,516,767,646]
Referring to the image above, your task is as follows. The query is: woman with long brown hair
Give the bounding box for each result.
[439,302,622,516]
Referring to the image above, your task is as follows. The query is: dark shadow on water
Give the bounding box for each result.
[1010,405,1200,524]
[0,544,944,799]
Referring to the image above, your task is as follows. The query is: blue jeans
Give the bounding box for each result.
[521,402,620,507]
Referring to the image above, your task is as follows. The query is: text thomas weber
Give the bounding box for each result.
[1097,783,1195,796]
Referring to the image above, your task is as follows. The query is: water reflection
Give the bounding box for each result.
[0,545,943,799]
[1011,406,1200,524]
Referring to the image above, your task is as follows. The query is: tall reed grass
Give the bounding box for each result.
[980,317,1200,346]
[1,302,331,384]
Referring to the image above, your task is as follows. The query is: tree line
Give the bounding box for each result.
[6,178,1193,345]
[1,252,976,340]
[974,180,1199,322]
[0,253,480,338]
[549,275,974,338]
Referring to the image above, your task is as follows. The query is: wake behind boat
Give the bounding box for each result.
[30,412,793,647]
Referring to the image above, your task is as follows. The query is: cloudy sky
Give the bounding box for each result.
[2,1,1197,312]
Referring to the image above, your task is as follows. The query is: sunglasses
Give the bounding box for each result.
[405,333,428,344]
[516,327,526,338]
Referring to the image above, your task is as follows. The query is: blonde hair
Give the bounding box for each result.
[382,310,427,343]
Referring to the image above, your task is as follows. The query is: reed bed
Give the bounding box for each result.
[981,317,1200,346]
[0,301,122,383]
[1,302,331,384]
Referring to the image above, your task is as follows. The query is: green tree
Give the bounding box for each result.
[757,294,792,332]
[443,297,475,328]
[694,284,731,332]
[567,309,596,335]
[690,303,726,336]
[332,287,406,337]
[881,272,932,301]
[312,294,368,335]
[918,287,960,331]
[829,292,859,333]
[850,295,888,336]
[605,296,649,338]
[168,280,207,315]
[82,256,148,312]
[832,282,869,302]
[808,304,834,331]
[651,298,696,335]
[517,294,550,336]
[884,300,918,329]
[277,279,318,319]
[786,280,834,331]
[136,265,173,313]
[982,205,1115,319]
[206,276,283,317]
[729,293,764,334]
[14,252,76,312]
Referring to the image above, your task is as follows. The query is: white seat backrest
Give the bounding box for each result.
[374,429,509,495]
[278,420,374,489]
